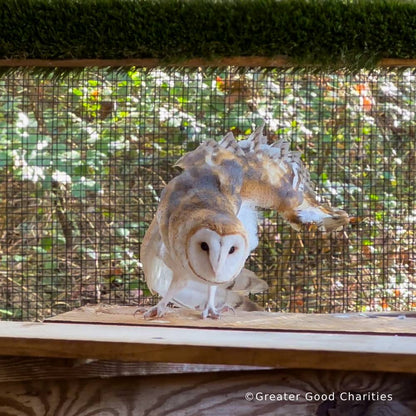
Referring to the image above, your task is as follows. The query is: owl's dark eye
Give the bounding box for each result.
[200,242,209,252]
[229,246,236,254]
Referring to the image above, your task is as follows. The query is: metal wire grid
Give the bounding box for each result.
[0,68,414,320]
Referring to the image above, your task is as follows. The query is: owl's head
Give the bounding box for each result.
[186,224,249,285]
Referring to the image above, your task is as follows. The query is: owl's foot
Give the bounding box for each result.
[144,306,163,319]
[134,304,167,319]
[133,307,147,317]
[201,304,234,319]
[201,306,220,319]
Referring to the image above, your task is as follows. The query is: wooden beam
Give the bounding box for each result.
[1,321,416,373]
[0,369,414,415]
[0,56,415,68]
[0,356,266,382]
[0,56,292,68]
[47,305,416,336]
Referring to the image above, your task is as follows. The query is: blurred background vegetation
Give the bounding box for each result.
[0,68,414,320]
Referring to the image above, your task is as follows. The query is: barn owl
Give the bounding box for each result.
[140,124,349,319]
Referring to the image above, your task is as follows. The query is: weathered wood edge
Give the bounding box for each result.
[0,356,270,382]
[0,57,415,68]
[0,56,291,68]
[0,322,415,373]
[46,306,416,336]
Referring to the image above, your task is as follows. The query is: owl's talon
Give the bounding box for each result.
[201,304,233,319]
[133,307,147,317]
[201,307,219,319]
[220,305,236,315]
[139,305,167,319]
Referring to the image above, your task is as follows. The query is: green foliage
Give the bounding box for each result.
[0,67,415,319]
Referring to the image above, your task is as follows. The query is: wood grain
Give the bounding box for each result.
[0,369,414,416]
[0,356,266,382]
[0,320,416,373]
[0,56,292,69]
[47,305,416,336]
[0,57,416,69]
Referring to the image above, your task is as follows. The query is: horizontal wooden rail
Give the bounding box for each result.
[48,306,416,336]
[0,319,415,373]
[0,56,291,68]
[0,57,415,68]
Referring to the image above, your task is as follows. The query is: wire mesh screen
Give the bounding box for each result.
[0,68,415,321]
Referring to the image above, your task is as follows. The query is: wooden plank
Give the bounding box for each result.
[1,56,416,68]
[46,305,416,336]
[0,56,292,68]
[0,357,267,382]
[0,369,414,416]
[0,321,416,373]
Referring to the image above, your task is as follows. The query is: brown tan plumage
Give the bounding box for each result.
[176,124,349,232]
[140,124,348,319]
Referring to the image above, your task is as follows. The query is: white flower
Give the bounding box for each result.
[52,170,72,184]
[16,112,30,128]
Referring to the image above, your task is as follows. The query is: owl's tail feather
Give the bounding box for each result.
[225,268,268,294]
[172,268,267,312]
[222,268,268,311]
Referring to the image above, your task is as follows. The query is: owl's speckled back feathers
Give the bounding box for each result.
[176,124,349,231]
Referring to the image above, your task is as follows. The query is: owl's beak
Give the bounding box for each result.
[209,251,227,282]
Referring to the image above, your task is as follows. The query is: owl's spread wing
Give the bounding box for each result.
[176,124,349,231]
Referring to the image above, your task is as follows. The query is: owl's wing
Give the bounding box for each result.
[140,215,173,297]
[176,125,349,231]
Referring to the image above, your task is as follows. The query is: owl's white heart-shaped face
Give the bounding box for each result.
[186,228,249,284]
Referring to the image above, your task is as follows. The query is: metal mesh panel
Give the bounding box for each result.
[0,68,414,320]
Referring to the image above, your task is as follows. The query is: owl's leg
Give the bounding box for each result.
[201,285,219,319]
[143,275,186,319]
[202,285,236,319]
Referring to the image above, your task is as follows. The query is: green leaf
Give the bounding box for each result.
[71,178,100,199]
[41,237,53,251]
[116,228,130,238]
[72,88,83,96]
[0,150,11,167]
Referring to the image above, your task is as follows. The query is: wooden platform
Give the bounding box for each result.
[48,304,416,336]
[0,306,415,415]
[0,305,413,373]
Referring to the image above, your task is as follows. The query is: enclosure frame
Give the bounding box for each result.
[0,56,415,413]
